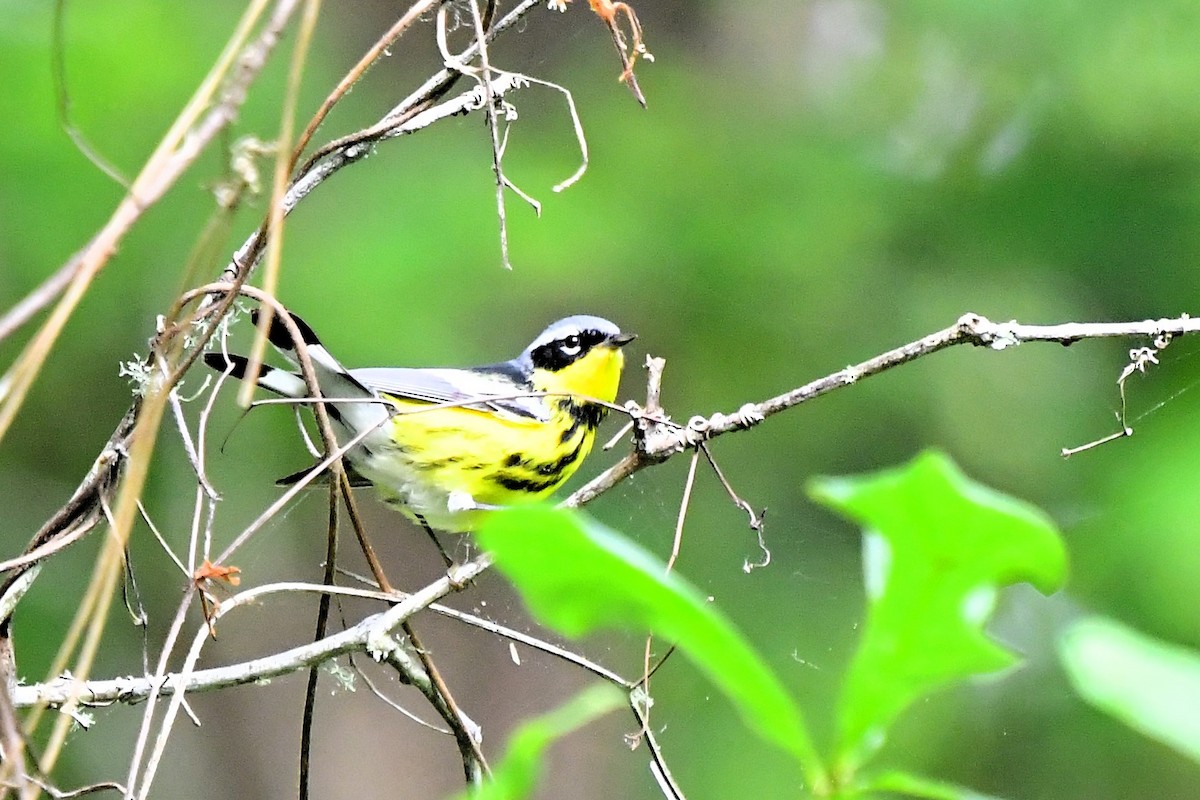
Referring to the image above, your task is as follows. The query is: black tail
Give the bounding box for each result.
[203,352,249,380]
[252,309,322,352]
[203,351,307,397]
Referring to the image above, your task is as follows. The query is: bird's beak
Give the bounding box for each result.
[610,332,637,348]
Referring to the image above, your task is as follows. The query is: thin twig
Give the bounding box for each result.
[631,447,697,748]
[699,444,769,572]
[167,388,218,501]
[298,463,339,800]
[13,777,127,800]
[442,0,518,269]
[393,624,489,785]
[51,0,130,187]
[235,0,322,410]
[349,658,450,734]
[631,697,686,800]
[290,0,445,163]
[332,462,492,784]
[0,255,80,345]
[1061,332,1175,456]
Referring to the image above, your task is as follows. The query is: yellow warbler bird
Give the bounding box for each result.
[204,310,635,532]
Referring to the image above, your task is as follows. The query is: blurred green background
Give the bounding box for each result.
[3,0,1200,797]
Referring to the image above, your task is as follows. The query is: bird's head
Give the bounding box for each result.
[522,315,636,405]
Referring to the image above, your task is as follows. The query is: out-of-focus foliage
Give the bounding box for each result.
[452,684,625,800]
[478,506,816,771]
[1061,617,1200,766]
[480,456,1065,800]
[3,0,1200,798]
[810,452,1066,774]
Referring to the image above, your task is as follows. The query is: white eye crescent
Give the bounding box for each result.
[560,335,582,356]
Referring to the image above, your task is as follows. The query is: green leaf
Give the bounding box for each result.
[855,770,1010,800]
[475,505,824,785]
[1060,616,1200,764]
[453,684,625,800]
[809,451,1066,772]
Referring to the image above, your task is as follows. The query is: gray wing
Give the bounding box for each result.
[348,366,550,422]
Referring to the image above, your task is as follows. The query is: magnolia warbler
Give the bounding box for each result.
[204,309,635,532]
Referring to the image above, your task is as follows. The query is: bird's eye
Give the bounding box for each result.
[560,334,582,356]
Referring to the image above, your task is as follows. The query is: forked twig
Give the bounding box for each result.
[1061,330,1177,456]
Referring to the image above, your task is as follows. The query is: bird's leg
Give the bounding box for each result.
[416,514,455,570]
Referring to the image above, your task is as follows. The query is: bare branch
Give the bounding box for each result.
[11,577,489,710]
[569,313,1200,507]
